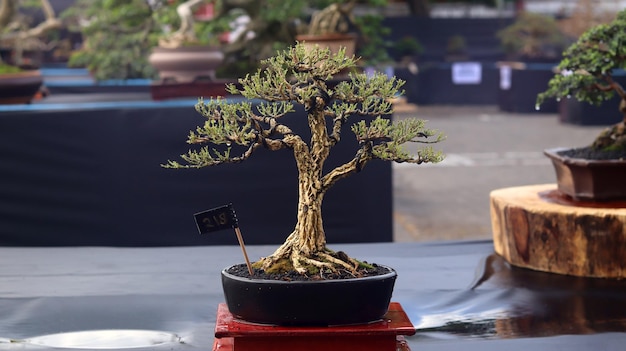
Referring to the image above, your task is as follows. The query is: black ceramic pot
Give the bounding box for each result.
[221,265,397,326]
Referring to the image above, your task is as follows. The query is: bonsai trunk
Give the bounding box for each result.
[592,98,626,150]
[255,115,359,274]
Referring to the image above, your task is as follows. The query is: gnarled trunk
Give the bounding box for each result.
[258,138,330,272]
[291,172,326,255]
[256,109,362,274]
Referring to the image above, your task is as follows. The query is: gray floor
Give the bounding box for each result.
[392,104,606,242]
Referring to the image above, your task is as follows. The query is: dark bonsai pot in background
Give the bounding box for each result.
[221,265,397,326]
[0,70,43,104]
[544,147,626,201]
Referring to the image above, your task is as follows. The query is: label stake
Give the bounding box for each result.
[193,203,254,276]
[233,226,253,275]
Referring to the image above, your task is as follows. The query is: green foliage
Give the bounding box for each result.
[393,36,423,58]
[0,63,22,74]
[537,9,626,108]
[62,0,160,80]
[497,12,567,59]
[352,117,444,163]
[62,0,233,80]
[354,13,392,66]
[446,35,467,55]
[165,43,444,171]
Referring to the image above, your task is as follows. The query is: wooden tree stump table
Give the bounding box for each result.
[212,302,415,351]
[490,184,626,278]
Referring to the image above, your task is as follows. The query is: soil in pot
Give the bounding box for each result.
[558,146,626,160]
[226,260,391,281]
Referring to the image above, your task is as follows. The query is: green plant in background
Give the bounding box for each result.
[155,0,233,48]
[497,12,567,60]
[0,62,21,73]
[62,0,160,80]
[446,34,467,55]
[393,36,423,59]
[217,0,306,73]
[62,0,233,80]
[537,9,626,151]
[0,0,63,68]
[165,43,444,274]
[354,13,392,67]
[299,0,389,41]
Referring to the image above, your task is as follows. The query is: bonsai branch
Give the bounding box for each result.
[321,145,373,191]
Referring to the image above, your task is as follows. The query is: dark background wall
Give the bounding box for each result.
[0,101,392,246]
[383,17,514,62]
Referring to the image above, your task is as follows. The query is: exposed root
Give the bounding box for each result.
[317,251,356,272]
[255,245,362,275]
[299,255,335,270]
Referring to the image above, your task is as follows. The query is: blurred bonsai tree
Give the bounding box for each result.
[497,12,567,61]
[165,43,444,274]
[154,0,232,48]
[304,0,357,36]
[445,34,468,61]
[537,9,626,151]
[393,36,423,61]
[216,0,304,75]
[62,0,161,80]
[63,0,233,80]
[354,12,392,67]
[0,0,63,68]
[558,0,617,40]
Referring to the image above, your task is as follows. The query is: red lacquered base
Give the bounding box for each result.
[212,302,415,351]
[150,80,234,100]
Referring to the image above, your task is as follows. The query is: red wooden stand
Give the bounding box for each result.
[212,302,415,351]
[150,80,234,100]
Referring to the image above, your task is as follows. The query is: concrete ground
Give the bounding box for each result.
[392,104,607,242]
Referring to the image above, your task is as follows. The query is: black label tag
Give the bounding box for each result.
[194,203,238,235]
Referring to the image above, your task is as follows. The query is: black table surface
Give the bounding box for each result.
[1,240,625,350]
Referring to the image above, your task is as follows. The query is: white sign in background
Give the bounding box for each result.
[451,62,482,85]
[500,65,512,90]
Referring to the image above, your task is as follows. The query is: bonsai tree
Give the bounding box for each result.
[497,12,566,61]
[154,0,232,49]
[392,36,423,64]
[0,0,63,68]
[165,43,444,274]
[62,0,161,80]
[536,9,626,152]
[444,34,468,61]
[214,0,304,69]
[558,0,617,40]
[62,0,232,80]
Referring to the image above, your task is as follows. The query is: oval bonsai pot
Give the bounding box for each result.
[0,70,43,104]
[544,147,626,201]
[221,264,397,326]
[148,46,224,83]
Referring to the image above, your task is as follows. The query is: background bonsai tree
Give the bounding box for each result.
[496,11,566,61]
[537,9,626,152]
[0,0,63,68]
[62,0,232,80]
[62,0,161,80]
[165,43,444,274]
